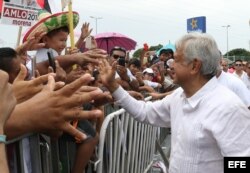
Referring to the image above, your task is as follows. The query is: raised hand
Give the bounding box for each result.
[17,31,46,53]
[12,64,52,103]
[135,72,144,85]
[6,73,103,141]
[75,49,107,67]
[75,22,93,49]
[127,90,144,100]
[80,22,93,40]
[117,65,129,81]
[65,67,86,84]
[65,47,80,55]
[92,91,113,107]
[48,60,67,82]
[98,59,119,93]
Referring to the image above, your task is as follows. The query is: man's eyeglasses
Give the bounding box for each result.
[235,64,242,67]
[144,73,154,77]
[112,54,125,59]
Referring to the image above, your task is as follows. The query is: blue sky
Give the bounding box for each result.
[0,0,250,54]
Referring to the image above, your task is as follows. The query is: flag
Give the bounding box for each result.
[0,1,2,16]
[36,0,52,13]
[187,16,206,33]
[0,0,9,18]
[36,0,58,13]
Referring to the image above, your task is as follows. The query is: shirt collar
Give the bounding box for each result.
[181,77,218,109]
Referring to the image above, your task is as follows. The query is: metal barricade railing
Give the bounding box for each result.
[6,97,170,173]
[95,97,158,173]
[6,133,56,173]
[5,104,122,173]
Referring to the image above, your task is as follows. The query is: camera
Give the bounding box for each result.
[85,35,92,49]
[118,58,126,67]
[47,49,56,72]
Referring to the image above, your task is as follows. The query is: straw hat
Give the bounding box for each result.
[23,10,79,42]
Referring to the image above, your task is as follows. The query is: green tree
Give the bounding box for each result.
[226,48,250,61]
[227,48,250,56]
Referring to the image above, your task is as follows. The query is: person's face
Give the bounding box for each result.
[234,61,243,72]
[143,73,154,81]
[221,60,228,72]
[152,66,159,75]
[243,62,247,72]
[18,52,28,65]
[44,31,68,55]
[172,47,193,85]
[246,64,250,77]
[9,57,21,83]
[110,50,126,65]
[129,64,139,75]
[159,53,168,62]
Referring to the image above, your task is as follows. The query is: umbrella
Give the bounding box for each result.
[94,32,137,53]
[156,42,176,56]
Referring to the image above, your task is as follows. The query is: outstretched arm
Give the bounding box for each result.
[0,70,17,173]
[75,22,93,49]
[5,73,106,141]
[98,59,171,127]
[36,49,107,75]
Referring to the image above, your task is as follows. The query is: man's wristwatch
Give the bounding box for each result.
[0,134,6,143]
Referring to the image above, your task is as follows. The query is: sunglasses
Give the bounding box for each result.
[112,54,126,59]
[144,72,154,77]
[235,64,242,67]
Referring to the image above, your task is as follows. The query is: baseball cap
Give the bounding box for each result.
[143,68,154,74]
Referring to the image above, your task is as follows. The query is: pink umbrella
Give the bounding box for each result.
[94,32,137,53]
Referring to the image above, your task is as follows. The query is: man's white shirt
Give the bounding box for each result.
[112,77,250,173]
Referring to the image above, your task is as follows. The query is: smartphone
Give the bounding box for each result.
[85,35,92,49]
[47,49,56,72]
[31,55,36,77]
[118,58,126,67]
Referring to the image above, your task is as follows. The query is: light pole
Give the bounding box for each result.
[222,25,230,59]
[90,16,102,35]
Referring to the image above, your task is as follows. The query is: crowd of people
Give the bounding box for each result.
[0,9,250,173]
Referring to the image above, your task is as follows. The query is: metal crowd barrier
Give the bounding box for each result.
[95,96,158,173]
[6,134,58,173]
[6,97,168,173]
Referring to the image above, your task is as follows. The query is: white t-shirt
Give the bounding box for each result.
[26,48,59,75]
[232,71,248,80]
[217,71,250,107]
[112,77,250,173]
[242,74,250,90]
[143,80,160,88]
[35,48,59,63]
[115,68,136,80]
